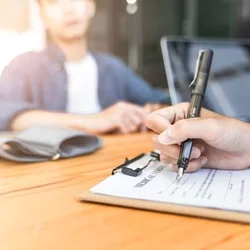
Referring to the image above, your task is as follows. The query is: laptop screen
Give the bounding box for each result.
[161,37,250,121]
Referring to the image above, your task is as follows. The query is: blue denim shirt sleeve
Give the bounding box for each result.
[0,57,39,130]
[116,59,170,105]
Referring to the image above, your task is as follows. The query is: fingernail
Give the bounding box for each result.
[158,129,173,145]
[191,147,200,159]
[201,157,208,166]
[200,145,205,153]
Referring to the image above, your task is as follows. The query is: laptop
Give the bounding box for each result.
[161,36,250,121]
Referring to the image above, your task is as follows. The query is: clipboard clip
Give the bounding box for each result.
[112,151,160,177]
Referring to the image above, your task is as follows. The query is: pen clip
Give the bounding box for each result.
[189,50,204,89]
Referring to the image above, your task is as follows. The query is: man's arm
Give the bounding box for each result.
[11,101,148,134]
[11,110,103,133]
[0,55,41,130]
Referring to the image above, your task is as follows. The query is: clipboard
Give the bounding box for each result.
[79,152,250,224]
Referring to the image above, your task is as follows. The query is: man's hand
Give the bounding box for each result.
[91,101,148,134]
[146,102,250,172]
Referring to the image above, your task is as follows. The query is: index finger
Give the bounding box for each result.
[145,113,171,133]
[145,102,221,134]
[145,104,188,133]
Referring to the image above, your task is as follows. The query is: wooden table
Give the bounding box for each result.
[1,133,250,250]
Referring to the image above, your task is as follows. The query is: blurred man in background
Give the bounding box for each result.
[0,0,169,134]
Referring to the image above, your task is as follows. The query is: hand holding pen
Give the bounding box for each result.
[146,49,250,177]
[146,49,213,180]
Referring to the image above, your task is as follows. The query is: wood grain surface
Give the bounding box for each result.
[1,133,250,250]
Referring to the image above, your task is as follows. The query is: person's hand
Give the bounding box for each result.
[145,102,250,172]
[91,101,148,134]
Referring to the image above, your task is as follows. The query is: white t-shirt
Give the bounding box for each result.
[65,53,101,115]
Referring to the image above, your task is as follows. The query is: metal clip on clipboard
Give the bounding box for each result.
[112,151,160,177]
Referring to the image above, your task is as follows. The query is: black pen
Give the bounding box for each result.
[176,49,214,182]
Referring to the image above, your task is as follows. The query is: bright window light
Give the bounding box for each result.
[126,3,138,14]
[126,0,137,4]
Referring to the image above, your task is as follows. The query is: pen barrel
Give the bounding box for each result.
[191,49,213,98]
[188,94,203,118]
[178,49,213,172]
[192,72,209,97]
[199,49,213,74]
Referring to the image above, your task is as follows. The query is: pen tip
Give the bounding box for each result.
[176,168,184,183]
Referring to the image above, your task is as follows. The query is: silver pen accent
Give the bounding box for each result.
[189,50,204,89]
[176,167,184,182]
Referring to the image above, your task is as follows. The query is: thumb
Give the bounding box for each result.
[158,118,220,145]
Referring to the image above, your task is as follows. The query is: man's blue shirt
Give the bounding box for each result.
[0,44,170,130]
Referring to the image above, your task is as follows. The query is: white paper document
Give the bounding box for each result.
[91,155,250,213]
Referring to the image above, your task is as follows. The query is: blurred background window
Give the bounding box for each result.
[0,0,249,87]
